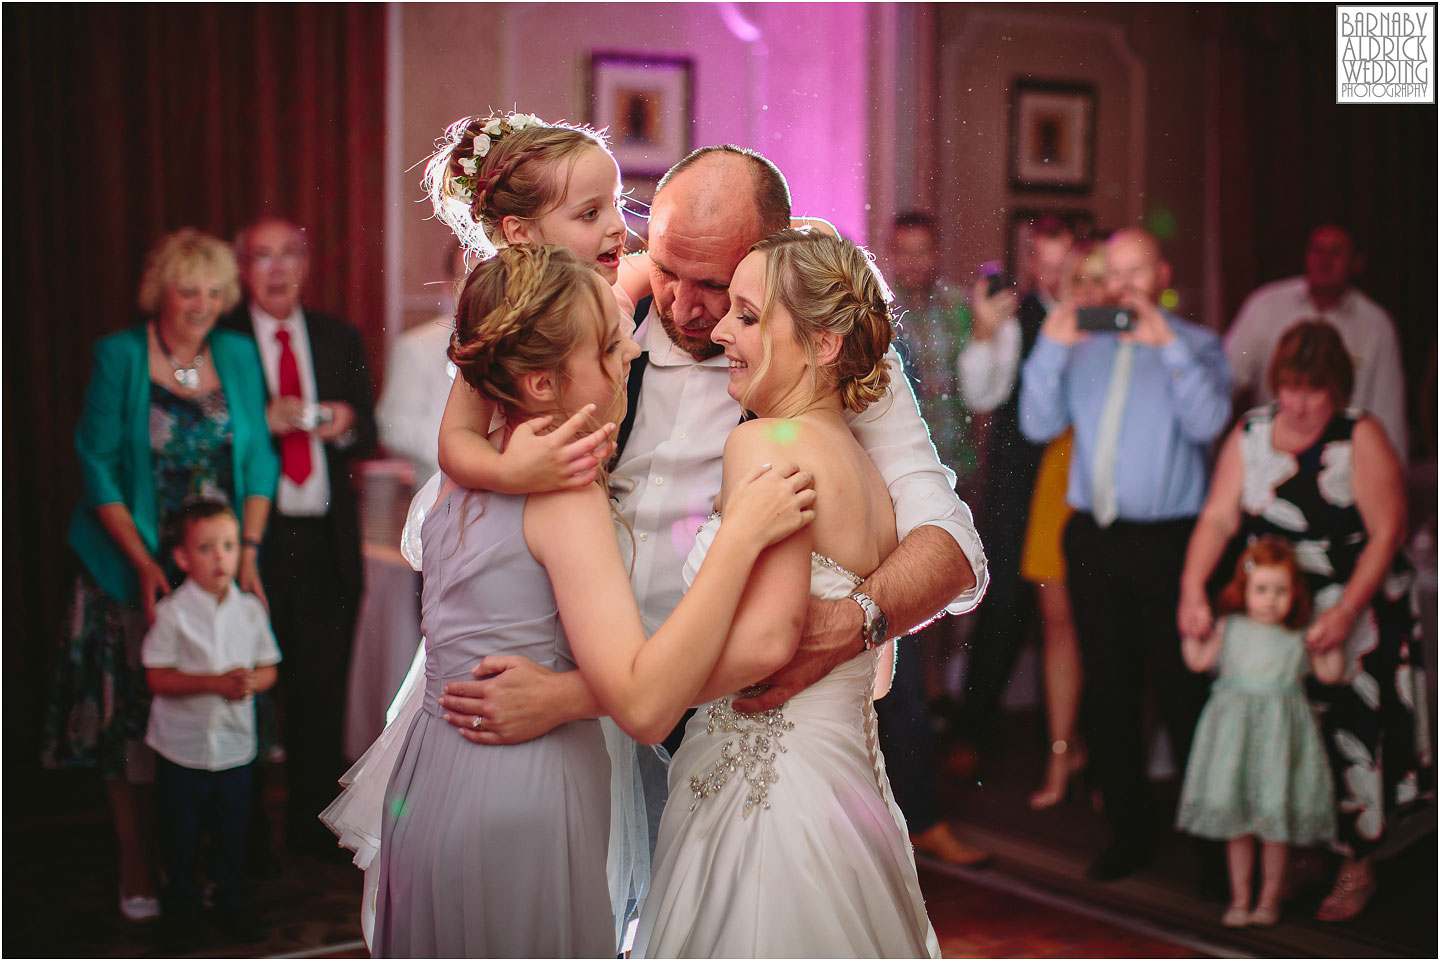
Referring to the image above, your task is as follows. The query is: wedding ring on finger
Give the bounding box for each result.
[471,715,483,731]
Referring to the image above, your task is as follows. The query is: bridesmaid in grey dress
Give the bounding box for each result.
[372,245,815,958]
[374,489,613,957]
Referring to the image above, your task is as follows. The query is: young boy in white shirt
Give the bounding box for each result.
[143,500,280,943]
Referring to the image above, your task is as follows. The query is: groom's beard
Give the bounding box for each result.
[657,302,724,361]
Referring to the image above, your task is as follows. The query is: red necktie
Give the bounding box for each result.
[275,328,313,485]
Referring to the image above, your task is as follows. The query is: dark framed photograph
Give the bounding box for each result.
[1008,80,1097,193]
[589,52,694,177]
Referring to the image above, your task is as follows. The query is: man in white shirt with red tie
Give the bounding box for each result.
[223,217,376,857]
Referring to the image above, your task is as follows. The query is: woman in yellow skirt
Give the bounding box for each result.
[1020,428,1083,808]
[1019,239,1108,809]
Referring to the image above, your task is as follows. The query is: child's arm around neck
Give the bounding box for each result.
[435,379,615,493]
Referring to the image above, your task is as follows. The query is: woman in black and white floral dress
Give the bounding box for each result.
[1179,320,1430,922]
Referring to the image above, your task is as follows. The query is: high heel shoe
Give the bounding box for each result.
[119,887,161,922]
[1029,739,1086,811]
[909,822,993,867]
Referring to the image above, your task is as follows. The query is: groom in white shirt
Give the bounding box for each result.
[439,146,987,755]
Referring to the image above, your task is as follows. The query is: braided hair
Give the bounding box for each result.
[745,229,894,414]
[424,112,611,257]
[448,243,633,554]
[449,244,618,424]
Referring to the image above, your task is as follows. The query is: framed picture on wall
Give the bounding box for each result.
[589,52,693,177]
[1008,80,1096,193]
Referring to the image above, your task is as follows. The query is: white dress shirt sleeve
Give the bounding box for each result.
[1355,316,1408,460]
[957,317,1020,414]
[246,595,283,667]
[377,319,453,479]
[1223,289,1269,396]
[846,348,989,616]
[140,601,181,669]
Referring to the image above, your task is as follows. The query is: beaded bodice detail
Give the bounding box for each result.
[682,513,879,818]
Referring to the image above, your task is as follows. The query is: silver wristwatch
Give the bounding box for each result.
[849,591,889,652]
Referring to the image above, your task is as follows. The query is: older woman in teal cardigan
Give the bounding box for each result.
[44,229,279,921]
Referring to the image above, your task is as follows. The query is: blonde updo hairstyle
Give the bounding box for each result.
[136,228,242,315]
[745,229,893,414]
[448,244,620,428]
[424,113,611,255]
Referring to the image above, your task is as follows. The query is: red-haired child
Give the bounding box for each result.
[1176,536,1341,928]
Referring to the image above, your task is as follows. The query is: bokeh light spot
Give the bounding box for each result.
[1159,288,1180,310]
[1145,206,1177,241]
[764,420,800,445]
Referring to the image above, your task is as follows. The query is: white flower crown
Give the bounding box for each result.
[424,111,549,257]
[450,112,546,201]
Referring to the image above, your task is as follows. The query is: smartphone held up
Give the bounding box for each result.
[1075,306,1136,333]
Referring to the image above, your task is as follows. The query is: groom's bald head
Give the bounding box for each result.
[657,146,791,237]
[647,147,791,359]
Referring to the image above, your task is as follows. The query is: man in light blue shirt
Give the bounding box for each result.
[1019,228,1231,882]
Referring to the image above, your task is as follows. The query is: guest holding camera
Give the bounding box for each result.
[1019,227,1232,881]
[221,217,376,857]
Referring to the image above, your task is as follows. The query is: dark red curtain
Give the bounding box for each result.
[1207,5,1437,458]
[3,4,387,787]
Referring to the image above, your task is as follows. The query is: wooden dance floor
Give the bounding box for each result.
[7,738,1433,958]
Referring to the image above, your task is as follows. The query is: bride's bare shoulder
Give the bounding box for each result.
[721,416,830,462]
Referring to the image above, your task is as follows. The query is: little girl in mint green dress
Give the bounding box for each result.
[1176,537,1342,928]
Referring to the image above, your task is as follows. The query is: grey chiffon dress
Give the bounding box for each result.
[373,487,613,958]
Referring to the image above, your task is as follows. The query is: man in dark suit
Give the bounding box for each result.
[224,217,376,856]
[953,215,1070,766]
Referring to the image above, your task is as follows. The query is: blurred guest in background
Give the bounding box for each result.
[42,228,278,921]
[144,499,281,946]
[883,211,993,866]
[223,217,376,857]
[1225,223,1407,459]
[1179,320,1429,921]
[889,212,982,494]
[1020,228,1231,881]
[952,215,1067,778]
[1011,238,1104,810]
[376,241,467,481]
[1175,537,1340,929]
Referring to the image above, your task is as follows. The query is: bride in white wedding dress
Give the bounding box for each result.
[632,230,941,959]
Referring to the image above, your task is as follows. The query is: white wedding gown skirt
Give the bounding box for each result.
[632,516,940,958]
